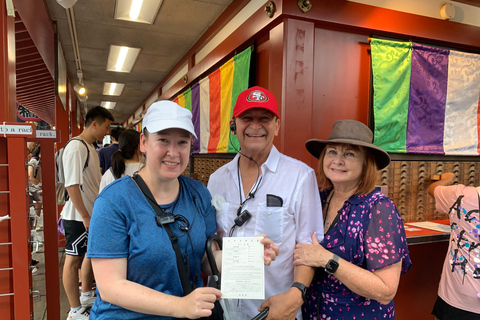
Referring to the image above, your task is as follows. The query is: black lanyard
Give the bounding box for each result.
[229,157,262,236]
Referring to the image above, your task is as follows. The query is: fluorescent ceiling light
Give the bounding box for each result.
[130,0,143,20]
[103,82,125,96]
[107,45,141,73]
[114,0,163,24]
[101,101,117,109]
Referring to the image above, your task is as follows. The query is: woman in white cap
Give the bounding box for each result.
[293,120,412,320]
[87,101,277,320]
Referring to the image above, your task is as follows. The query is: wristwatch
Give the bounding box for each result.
[291,282,307,302]
[325,254,340,275]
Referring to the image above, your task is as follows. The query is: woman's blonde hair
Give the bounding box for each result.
[317,143,377,195]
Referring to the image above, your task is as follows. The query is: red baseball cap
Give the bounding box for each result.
[233,86,280,119]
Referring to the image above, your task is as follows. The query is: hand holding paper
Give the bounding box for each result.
[221,237,265,300]
[258,234,279,266]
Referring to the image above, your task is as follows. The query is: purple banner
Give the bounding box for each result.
[191,83,201,154]
[406,43,449,154]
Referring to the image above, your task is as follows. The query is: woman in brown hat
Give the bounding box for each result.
[294,120,412,319]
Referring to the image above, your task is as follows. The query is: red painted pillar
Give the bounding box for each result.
[0,1,18,319]
[0,137,14,320]
[8,136,32,320]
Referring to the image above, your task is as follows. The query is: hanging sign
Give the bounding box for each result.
[36,130,57,139]
[0,123,35,137]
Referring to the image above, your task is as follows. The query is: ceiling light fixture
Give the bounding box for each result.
[116,47,129,71]
[107,45,141,73]
[109,83,117,95]
[78,94,88,103]
[57,0,77,9]
[101,101,117,109]
[114,0,163,24]
[103,82,125,96]
[74,83,87,96]
[130,0,143,20]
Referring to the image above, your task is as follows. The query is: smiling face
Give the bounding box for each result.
[140,128,191,182]
[235,108,280,157]
[322,143,366,191]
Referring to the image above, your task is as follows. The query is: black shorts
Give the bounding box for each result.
[63,220,88,256]
[432,296,480,320]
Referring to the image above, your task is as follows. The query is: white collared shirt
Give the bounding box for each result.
[208,146,324,320]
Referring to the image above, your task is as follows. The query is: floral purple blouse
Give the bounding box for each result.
[303,188,412,320]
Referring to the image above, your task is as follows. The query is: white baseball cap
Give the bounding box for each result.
[142,100,197,138]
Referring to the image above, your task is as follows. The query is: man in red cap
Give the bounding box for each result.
[208,86,323,320]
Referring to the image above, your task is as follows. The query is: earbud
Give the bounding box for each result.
[179,225,188,231]
[230,119,236,134]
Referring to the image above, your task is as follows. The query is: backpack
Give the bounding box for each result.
[55,137,90,205]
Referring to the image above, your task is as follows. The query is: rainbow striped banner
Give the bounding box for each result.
[174,47,251,153]
[371,39,480,155]
[133,122,142,133]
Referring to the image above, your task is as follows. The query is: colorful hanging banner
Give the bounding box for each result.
[174,47,251,154]
[371,39,480,155]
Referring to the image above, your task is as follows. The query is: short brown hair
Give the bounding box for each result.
[317,143,377,195]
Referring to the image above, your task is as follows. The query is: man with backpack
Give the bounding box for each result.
[61,106,113,320]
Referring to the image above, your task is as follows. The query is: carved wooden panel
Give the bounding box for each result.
[376,161,480,222]
[188,158,232,186]
[187,158,480,223]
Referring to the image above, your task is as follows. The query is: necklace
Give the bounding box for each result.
[323,191,334,230]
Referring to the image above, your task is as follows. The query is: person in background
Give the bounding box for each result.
[208,86,323,320]
[99,129,142,193]
[28,145,42,269]
[295,119,412,320]
[28,146,43,230]
[27,141,40,161]
[99,126,125,174]
[61,106,113,320]
[428,172,480,320]
[87,101,278,319]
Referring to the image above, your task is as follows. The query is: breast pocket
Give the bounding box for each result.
[255,202,285,243]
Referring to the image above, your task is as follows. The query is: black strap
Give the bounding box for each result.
[206,234,222,289]
[132,174,193,295]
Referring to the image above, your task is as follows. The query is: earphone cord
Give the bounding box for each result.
[229,156,262,237]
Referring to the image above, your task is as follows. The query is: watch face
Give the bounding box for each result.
[325,259,339,274]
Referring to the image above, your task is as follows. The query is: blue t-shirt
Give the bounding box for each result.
[87,175,217,319]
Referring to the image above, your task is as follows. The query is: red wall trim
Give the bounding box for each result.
[281,0,480,51]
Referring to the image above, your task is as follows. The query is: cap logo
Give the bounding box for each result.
[247,90,269,103]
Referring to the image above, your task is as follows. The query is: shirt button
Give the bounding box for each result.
[268,211,271,215]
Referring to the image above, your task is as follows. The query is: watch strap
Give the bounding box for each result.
[291,282,307,302]
[332,253,339,263]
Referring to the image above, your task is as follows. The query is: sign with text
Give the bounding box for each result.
[36,130,57,139]
[0,123,34,137]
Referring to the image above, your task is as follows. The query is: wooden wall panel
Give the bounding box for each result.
[280,19,315,164]
[312,28,372,168]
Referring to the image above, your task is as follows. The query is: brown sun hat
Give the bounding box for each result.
[305,119,390,170]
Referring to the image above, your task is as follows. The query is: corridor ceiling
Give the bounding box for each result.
[33,0,233,124]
